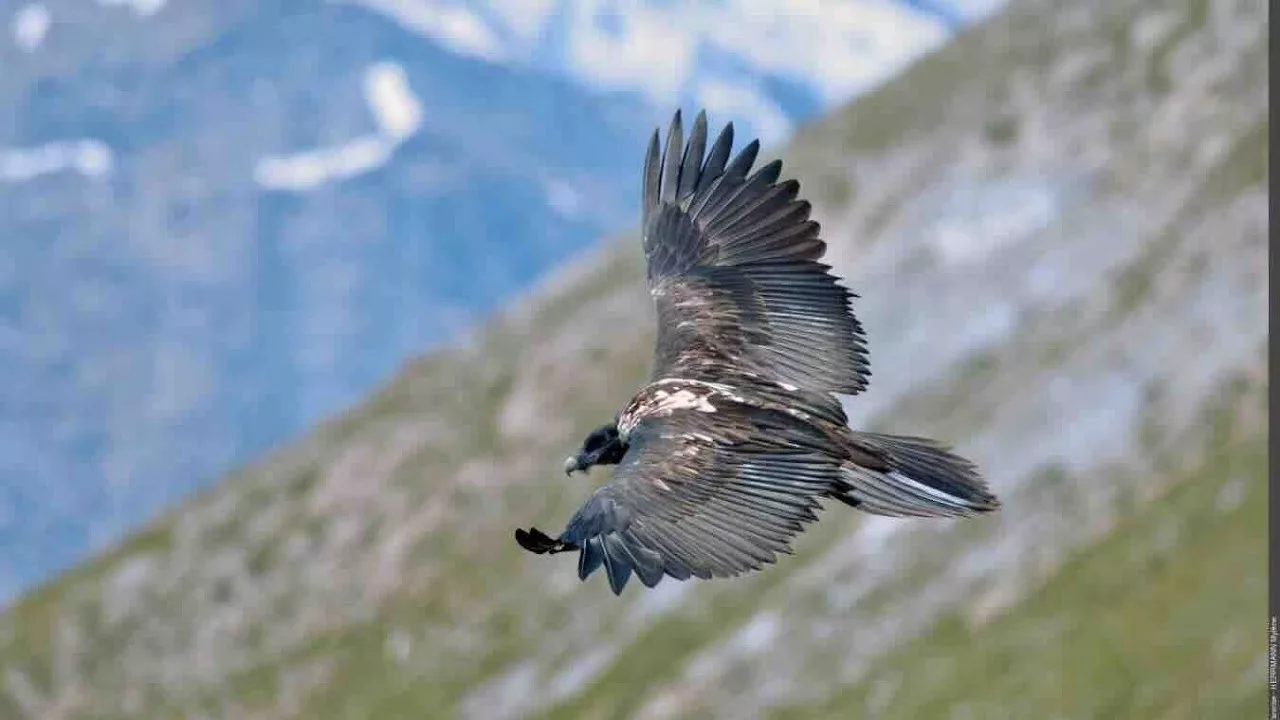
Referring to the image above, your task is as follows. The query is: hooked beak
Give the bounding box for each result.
[564,455,586,476]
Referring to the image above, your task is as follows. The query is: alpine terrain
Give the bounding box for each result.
[0,0,1266,717]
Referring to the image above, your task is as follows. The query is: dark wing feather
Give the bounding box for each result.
[529,405,844,594]
[641,110,870,395]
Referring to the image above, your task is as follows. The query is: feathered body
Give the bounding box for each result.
[516,111,999,594]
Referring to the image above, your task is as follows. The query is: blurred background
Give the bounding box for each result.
[0,0,1267,717]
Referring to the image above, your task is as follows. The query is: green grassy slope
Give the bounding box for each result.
[0,0,1267,717]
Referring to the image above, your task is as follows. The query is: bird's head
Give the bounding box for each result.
[564,423,627,475]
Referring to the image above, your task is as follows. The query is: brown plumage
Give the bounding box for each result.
[516,110,999,595]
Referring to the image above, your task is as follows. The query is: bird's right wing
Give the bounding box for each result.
[516,404,844,594]
[639,110,870,396]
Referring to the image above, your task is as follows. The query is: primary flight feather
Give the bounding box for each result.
[515,110,999,595]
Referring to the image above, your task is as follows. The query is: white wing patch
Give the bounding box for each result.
[651,388,718,414]
[619,378,727,437]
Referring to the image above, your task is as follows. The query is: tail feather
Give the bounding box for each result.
[837,432,999,518]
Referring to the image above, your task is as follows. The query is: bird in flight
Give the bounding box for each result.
[515,110,999,594]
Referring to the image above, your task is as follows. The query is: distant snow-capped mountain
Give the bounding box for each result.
[0,0,994,602]
[335,0,1006,143]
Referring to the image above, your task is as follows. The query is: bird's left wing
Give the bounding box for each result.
[515,405,844,594]
[639,110,870,396]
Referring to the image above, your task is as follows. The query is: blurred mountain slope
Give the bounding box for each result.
[0,0,1266,717]
[0,0,654,601]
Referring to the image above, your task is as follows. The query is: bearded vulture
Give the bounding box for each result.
[515,110,999,594]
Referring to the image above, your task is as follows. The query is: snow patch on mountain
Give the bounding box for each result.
[363,61,424,140]
[331,0,506,60]
[254,137,396,192]
[255,62,424,191]
[98,0,168,17]
[0,140,113,181]
[342,0,952,143]
[11,3,49,52]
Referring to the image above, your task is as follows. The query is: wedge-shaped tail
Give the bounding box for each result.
[836,432,1000,518]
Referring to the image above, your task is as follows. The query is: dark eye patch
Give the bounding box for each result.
[584,427,614,452]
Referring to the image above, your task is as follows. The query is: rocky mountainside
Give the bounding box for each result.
[0,0,1267,717]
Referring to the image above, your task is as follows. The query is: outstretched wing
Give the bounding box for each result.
[516,404,845,594]
[640,110,870,395]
